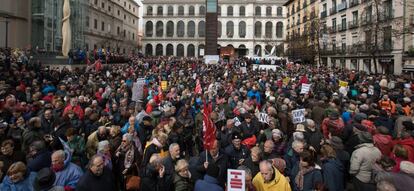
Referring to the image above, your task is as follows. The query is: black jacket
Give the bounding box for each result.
[76,167,117,191]
[140,165,168,191]
[224,144,250,169]
[195,150,229,188]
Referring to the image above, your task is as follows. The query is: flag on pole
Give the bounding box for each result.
[195,79,202,94]
[202,101,216,150]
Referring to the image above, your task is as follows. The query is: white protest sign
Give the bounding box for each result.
[292,109,306,124]
[131,79,145,101]
[300,83,311,94]
[258,112,269,124]
[241,67,247,74]
[227,169,245,191]
[233,117,241,127]
[368,88,374,95]
[405,83,411,89]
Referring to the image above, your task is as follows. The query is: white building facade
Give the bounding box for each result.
[318,0,406,74]
[84,0,140,54]
[142,0,286,57]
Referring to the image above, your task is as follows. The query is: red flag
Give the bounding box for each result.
[94,60,102,72]
[158,84,163,102]
[202,101,216,150]
[195,79,202,94]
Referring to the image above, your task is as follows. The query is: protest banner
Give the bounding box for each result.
[292,109,306,124]
[339,80,348,87]
[300,83,311,94]
[227,169,245,191]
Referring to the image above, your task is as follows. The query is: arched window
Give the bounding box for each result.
[255,21,262,37]
[145,21,153,37]
[187,21,195,37]
[156,21,163,37]
[166,44,174,56]
[276,22,283,38]
[198,44,205,56]
[166,21,174,37]
[226,21,234,38]
[218,6,221,16]
[199,6,206,15]
[198,21,205,37]
[187,44,195,57]
[265,45,272,55]
[145,44,153,55]
[227,6,233,16]
[189,6,195,15]
[265,21,273,38]
[156,44,163,56]
[277,7,283,16]
[177,44,184,57]
[147,6,153,15]
[168,6,174,16]
[239,6,245,16]
[177,21,185,37]
[217,21,222,37]
[178,6,184,15]
[239,21,246,38]
[254,45,262,56]
[239,44,247,56]
[157,6,163,15]
[266,6,272,16]
[255,6,261,16]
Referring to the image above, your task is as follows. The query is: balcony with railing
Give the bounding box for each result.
[337,2,348,12]
[379,9,394,21]
[361,15,372,25]
[338,23,347,32]
[328,26,337,33]
[330,6,337,15]
[321,11,327,18]
[349,0,359,8]
[348,20,358,29]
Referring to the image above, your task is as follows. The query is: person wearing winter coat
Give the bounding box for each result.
[76,155,116,191]
[375,161,414,191]
[304,119,323,153]
[27,140,51,172]
[373,126,393,156]
[350,132,382,191]
[140,153,168,191]
[194,163,224,191]
[321,112,345,139]
[51,150,83,190]
[320,144,345,191]
[0,139,26,181]
[252,160,291,191]
[0,162,37,191]
[66,128,86,166]
[291,150,323,191]
[173,159,193,191]
[85,126,108,159]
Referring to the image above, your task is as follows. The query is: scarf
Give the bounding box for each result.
[295,166,315,191]
[123,144,135,169]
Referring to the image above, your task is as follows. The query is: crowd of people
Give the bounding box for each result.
[0,48,414,191]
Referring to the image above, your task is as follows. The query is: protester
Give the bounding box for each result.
[76,155,116,191]
[51,150,83,190]
[0,162,37,191]
[252,160,291,191]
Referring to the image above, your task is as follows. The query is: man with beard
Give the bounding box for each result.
[86,126,108,159]
[76,155,116,191]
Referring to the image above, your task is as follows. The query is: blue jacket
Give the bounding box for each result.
[0,171,37,191]
[27,150,51,172]
[194,175,224,191]
[247,90,261,104]
[291,166,323,191]
[322,158,345,191]
[54,162,83,189]
[121,122,140,134]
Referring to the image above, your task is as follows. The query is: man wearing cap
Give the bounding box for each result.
[225,133,251,169]
[350,132,381,191]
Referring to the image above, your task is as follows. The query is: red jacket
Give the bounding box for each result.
[393,138,414,162]
[321,118,345,139]
[63,104,84,120]
[373,134,393,156]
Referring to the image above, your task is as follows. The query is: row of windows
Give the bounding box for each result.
[147,5,283,16]
[145,43,282,57]
[145,21,284,38]
[94,0,137,13]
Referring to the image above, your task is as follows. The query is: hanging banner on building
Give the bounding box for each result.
[292,109,306,124]
[339,80,348,87]
[300,83,311,94]
[227,169,245,191]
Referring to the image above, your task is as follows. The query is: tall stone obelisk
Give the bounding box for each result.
[62,0,71,57]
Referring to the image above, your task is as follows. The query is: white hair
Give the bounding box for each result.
[97,140,110,152]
